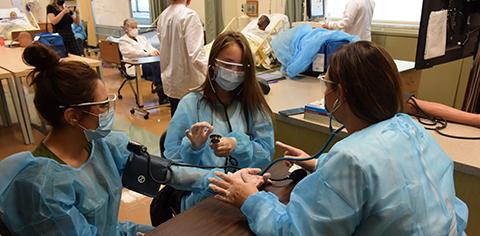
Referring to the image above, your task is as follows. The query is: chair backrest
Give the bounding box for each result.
[99,40,122,65]
[0,216,12,236]
[159,131,167,158]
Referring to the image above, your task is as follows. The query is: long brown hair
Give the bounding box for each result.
[198,31,271,119]
[327,41,403,124]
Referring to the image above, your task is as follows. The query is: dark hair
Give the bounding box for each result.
[198,31,271,119]
[23,43,100,127]
[261,15,270,27]
[327,41,403,124]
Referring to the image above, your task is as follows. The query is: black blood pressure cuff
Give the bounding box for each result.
[122,152,172,197]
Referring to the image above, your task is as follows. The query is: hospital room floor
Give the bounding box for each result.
[0,65,170,226]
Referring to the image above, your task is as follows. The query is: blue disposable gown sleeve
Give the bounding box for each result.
[103,131,132,176]
[452,195,469,236]
[241,150,367,236]
[228,112,274,168]
[168,166,218,192]
[164,94,208,165]
[118,221,154,235]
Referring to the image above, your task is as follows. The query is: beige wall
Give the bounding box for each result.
[222,0,286,26]
[189,0,205,23]
[37,0,52,23]
[0,1,11,8]
[372,29,473,109]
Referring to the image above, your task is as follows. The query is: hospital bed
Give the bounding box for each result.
[205,14,290,69]
[0,7,39,41]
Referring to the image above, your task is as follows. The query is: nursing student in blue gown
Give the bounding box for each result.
[209,41,469,236]
[0,43,262,235]
[163,31,274,211]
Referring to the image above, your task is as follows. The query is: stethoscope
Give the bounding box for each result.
[261,124,345,181]
[199,71,242,173]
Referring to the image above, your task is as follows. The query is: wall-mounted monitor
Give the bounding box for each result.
[307,0,325,19]
[415,0,480,69]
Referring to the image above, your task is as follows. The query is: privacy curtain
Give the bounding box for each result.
[205,0,224,43]
[150,0,169,24]
[285,0,304,23]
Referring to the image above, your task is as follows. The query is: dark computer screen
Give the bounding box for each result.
[415,0,480,69]
[307,0,325,19]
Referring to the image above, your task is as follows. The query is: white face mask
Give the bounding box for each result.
[213,66,245,91]
[128,28,138,38]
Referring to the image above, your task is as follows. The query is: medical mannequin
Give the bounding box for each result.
[406,97,480,128]
[323,0,375,41]
[209,41,468,235]
[157,0,208,116]
[17,31,33,47]
[257,15,270,31]
[0,11,31,40]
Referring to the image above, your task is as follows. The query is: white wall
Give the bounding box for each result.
[325,0,422,23]
[35,0,51,23]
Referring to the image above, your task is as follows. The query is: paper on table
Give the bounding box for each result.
[424,10,447,60]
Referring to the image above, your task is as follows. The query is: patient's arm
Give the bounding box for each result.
[406,97,480,127]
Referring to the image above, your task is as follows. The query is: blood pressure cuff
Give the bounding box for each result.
[122,152,172,197]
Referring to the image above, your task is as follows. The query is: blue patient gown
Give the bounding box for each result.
[0,132,215,235]
[241,114,468,236]
[164,92,274,211]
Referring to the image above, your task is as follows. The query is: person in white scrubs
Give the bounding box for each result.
[157,0,208,116]
[323,0,375,41]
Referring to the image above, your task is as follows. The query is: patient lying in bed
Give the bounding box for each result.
[204,14,289,69]
[0,11,32,40]
[240,14,289,69]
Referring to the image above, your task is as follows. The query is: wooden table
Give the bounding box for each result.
[0,62,31,144]
[0,47,102,144]
[121,56,160,119]
[147,163,295,236]
[0,68,12,127]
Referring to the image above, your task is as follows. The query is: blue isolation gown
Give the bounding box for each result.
[241,113,468,236]
[0,131,215,235]
[164,92,274,211]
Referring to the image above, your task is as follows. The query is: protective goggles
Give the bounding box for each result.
[59,94,117,109]
[318,74,338,86]
[215,58,246,72]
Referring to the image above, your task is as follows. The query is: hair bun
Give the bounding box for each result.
[22,42,60,70]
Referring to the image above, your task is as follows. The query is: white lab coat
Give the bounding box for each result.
[341,0,375,41]
[118,34,158,77]
[157,3,207,99]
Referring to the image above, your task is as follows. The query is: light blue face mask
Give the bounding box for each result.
[214,66,245,91]
[78,108,115,141]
